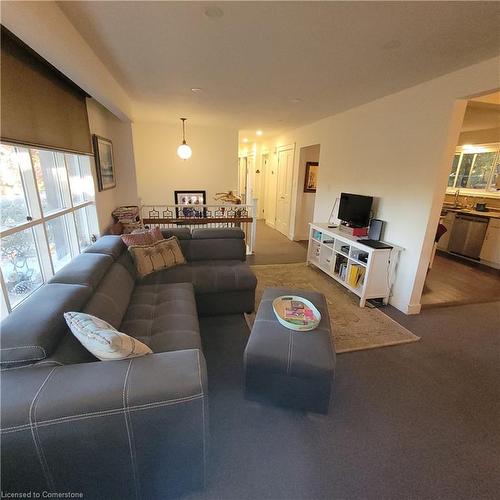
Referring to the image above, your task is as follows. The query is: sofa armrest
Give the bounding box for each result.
[1,349,208,499]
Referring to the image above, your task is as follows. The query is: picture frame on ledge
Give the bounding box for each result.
[174,190,207,218]
[304,162,319,193]
[93,135,116,191]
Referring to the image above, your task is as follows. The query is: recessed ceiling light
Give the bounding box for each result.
[204,5,224,18]
[242,138,248,143]
[256,130,263,136]
[291,98,302,103]
[191,88,202,93]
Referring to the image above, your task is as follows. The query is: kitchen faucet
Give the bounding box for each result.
[454,189,460,207]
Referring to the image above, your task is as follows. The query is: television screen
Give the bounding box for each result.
[338,193,373,227]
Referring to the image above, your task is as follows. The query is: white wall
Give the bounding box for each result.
[132,122,238,205]
[261,56,500,314]
[457,127,500,145]
[294,144,320,240]
[87,99,139,232]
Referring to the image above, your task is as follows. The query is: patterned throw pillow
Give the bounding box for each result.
[121,226,164,246]
[148,226,164,243]
[64,312,152,361]
[128,236,186,278]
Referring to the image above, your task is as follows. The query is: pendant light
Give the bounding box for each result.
[177,118,192,160]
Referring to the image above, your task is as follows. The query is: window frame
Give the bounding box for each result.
[0,142,99,316]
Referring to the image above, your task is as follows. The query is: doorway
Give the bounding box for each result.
[422,91,500,308]
[293,144,320,241]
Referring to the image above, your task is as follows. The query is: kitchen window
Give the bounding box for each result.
[446,144,500,195]
[0,143,99,318]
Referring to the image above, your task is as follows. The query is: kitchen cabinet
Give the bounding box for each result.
[480,218,500,266]
[437,212,455,250]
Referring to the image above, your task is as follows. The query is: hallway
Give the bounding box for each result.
[247,221,308,265]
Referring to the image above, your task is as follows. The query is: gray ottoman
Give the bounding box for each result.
[244,288,336,414]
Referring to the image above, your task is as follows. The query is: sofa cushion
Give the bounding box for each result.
[0,284,92,366]
[40,331,98,366]
[120,283,201,353]
[84,263,135,329]
[189,228,246,261]
[138,260,257,294]
[160,228,192,240]
[48,253,113,289]
[64,312,153,361]
[128,237,186,278]
[116,251,137,280]
[84,235,125,260]
[191,228,245,240]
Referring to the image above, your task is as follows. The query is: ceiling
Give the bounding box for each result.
[57,1,500,136]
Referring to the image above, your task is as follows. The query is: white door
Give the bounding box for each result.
[257,154,269,219]
[246,155,255,205]
[275,147,294,236]
[265,154,277,227]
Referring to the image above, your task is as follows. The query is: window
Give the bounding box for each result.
[0,143,100,317]
[446,144,500,195]
[0,227,43,309]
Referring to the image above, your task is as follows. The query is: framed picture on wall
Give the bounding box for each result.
[93,135,116,191]
[304,162,319,193]
[174,190,207,218]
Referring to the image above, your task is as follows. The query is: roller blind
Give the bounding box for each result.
[1,26,92,155]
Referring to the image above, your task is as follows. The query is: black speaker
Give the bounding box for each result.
[368,219,384,241]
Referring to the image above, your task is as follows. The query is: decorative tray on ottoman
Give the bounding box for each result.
[272,295,321,332]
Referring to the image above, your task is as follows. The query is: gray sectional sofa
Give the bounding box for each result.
[0,227,256,499]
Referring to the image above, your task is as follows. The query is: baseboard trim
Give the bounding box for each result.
[389,298,422,315]
[406,303,422,315]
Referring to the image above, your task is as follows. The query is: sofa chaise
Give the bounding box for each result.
[0,227,256,498]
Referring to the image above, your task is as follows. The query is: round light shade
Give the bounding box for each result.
[177,143,192,160]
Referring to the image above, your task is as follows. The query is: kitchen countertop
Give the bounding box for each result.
[441,206,500,219]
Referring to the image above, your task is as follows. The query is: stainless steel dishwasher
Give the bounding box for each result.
[448,214,488,259]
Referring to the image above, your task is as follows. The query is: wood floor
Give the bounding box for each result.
[422,252,500,308]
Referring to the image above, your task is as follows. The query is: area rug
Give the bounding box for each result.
[249,262,420,354]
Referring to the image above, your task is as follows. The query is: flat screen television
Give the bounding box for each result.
[338,193,373,228]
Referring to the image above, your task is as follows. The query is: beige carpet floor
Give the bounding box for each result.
[250,263,420,353]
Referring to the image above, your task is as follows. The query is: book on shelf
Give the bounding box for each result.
[348,264,365,288]
[338,262,348,281]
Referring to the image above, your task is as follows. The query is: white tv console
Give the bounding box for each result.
[307,223,401,307]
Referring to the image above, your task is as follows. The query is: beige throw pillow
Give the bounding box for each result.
[129,236,186,278]
[64,312,152,361]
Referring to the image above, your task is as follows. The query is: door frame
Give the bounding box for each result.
[238,155,247,203]
[259,152,270,220]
